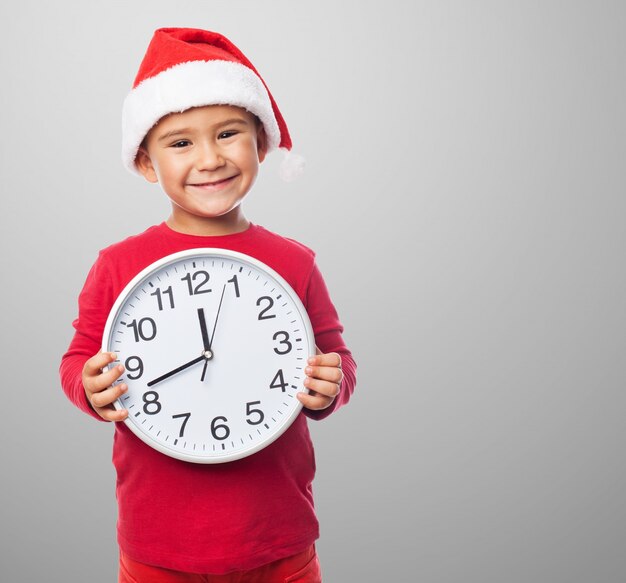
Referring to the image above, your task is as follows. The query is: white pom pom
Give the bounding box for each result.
[279,150,306,182]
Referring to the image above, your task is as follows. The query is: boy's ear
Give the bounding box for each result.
[135,147,159,183]
[256,126,268,163]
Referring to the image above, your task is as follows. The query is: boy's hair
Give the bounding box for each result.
[122,28,292,176]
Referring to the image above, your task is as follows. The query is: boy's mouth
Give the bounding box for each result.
[188,175,238,190]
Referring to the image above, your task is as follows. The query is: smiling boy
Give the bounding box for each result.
[60,28,355,582]
[136,106,265,237]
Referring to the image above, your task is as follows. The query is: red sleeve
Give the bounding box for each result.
[302,263,356,421]
[59,252,116,421]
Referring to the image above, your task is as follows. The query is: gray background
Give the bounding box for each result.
[1,1,624,582]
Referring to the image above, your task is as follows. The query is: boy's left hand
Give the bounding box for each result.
[298,350,343,411]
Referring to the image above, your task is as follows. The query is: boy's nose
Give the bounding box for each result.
[195,143,225,171]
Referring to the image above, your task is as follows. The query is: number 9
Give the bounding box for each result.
[125,356,144,380]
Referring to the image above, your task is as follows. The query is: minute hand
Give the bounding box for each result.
[147,355,205,387]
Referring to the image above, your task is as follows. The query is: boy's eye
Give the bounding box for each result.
[218,131,238,140]
[171,140,191,148]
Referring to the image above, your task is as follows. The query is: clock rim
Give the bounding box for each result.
[101,247,315,464]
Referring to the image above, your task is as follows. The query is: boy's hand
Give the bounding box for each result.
[298,350,343,411]
[82,352,129,422]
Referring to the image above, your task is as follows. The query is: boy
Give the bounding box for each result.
[60,28,356,582]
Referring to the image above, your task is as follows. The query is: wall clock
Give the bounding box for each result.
[102,248,314,463]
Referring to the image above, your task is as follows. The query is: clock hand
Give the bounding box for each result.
[209,284,227,350]
[200,359,209,382]
[198,295,223,382]
[197,308,211,352]
[147,355,206,387]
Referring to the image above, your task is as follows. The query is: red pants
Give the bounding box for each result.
[118,545,322,583]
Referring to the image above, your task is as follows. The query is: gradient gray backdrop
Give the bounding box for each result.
[1,1,624,582]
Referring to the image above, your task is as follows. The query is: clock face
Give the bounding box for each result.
[102,248,314,463]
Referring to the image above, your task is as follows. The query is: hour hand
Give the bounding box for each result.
[197,308,211,351]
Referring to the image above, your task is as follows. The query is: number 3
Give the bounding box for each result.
[272,331,292,355]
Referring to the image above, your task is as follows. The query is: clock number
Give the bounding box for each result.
[142,391,162,415]
[127,318,157,342]
[227,274,240,298]
[172,412,191,438]
[269,369,288,392]
[125,356,144,380]
[245,401,265,426]
[181,271,212,295]
[211,416,230,440]
[257,296,276,320]
[272,331,292,355]
[150,286,175,310]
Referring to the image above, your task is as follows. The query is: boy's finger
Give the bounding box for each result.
[297,391,334,411]
[96,406,129,423]
[90,383,128,409]
[303,377,341,399]
[85,364,125,393]
[307,352,341,368]
[304,365,343,385]
[83,351,118,376]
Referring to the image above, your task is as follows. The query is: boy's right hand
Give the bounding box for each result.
[82,351,129,422]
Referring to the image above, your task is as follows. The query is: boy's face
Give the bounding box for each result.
[136,105,267,232]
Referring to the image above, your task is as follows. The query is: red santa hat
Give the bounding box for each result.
[122,28,300,178]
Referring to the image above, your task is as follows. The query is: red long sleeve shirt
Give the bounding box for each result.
[60,222,356,574]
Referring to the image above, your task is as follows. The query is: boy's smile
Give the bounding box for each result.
[136,105,267,235]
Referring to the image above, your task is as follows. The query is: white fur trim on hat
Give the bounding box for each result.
[121,60,281,174]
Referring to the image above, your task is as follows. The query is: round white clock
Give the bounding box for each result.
[101,248,315,464]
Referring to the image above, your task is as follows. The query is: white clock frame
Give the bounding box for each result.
[101,248,315,463]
